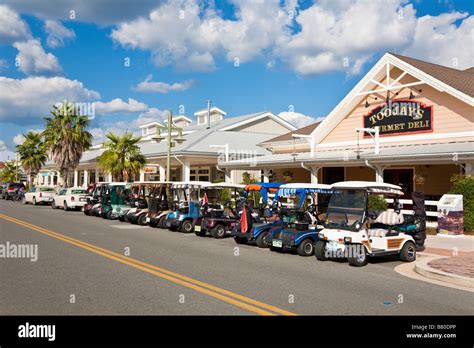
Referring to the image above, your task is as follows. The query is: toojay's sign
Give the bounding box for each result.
[363,100,433,137]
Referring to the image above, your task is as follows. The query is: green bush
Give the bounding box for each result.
[449,175,474,232]
[368,194,388,212]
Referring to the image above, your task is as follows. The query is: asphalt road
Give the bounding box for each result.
[0,200,472,315]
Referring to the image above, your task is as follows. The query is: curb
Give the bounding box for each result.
[414,256,474,289]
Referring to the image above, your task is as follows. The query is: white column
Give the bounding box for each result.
[140,169,145,182]
[262,168,271,183]
[225,169,232,183]
[465,161,474,176]
[73,170,78,187]
[159,165,166,182]
[182,160,191,182]
[374,165,384,183]
[83,170,89,188]
[95,168,99,182]
[310,166,321,184]
[108,173,113,182]
[57,171,63,186]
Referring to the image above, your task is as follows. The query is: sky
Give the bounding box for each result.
[0,0,473,160]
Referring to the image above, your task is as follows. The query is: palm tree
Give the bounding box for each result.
[0,161,19,183]
[16,131,47,186]
[97,132,146,182]
[42,101,92,187]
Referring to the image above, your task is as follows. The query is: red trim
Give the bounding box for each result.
[362,99,434,138]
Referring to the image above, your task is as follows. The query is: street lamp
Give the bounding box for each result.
[152,109,186,181]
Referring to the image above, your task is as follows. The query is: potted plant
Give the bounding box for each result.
[282,170,293,182]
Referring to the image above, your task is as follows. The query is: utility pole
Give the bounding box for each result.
[153,109,186,182]
[207,99,211,129]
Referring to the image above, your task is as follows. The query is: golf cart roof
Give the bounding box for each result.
[172,181,211,189]
[244,182,283,191]
[275,183,332,207]
[202,182,245,189]
[331,181,404,195]
[279,183,332,190]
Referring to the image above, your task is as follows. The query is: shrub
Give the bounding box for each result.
[449,175,474,232]
[368,194,388,212]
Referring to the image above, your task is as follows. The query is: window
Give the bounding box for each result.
[190,167,210,182]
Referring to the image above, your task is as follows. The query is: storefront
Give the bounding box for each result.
[221,52,473,202]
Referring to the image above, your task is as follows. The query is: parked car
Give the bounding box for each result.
[51,187,89,211]
[2,182,26,200]
[23,186,56,205]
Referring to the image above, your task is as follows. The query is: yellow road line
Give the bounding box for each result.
[0,213,297,316]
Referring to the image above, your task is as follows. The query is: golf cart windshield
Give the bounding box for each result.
[324,189,366,231]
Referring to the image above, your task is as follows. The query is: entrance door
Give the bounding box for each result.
[384,168,413,195]
[322,167,345,185]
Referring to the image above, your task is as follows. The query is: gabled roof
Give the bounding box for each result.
[310,52,474,145]
[219,111,297,132]
[194,106,227,116]
[391,53,474,97]
[261,121,321,144]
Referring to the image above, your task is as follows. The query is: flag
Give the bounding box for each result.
[240,206,248,233]
[202,193,209,205]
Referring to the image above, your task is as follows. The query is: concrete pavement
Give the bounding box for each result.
[1,200,473,315]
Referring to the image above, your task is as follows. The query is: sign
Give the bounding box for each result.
[143,166,158,174]
[363,100,433,137]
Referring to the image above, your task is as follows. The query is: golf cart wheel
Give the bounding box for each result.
[182,220,194,233]
[211,225,226,239]
[106,210,114,220]
[148,220,157,228]
[137,214,147,226]
[84,208,90,216]
[256,232,268,248]
[297,239,314,257]
[399,241,416,262]
[51,200,56,209]
[234,236,247,245]
[22,197,27,205]
[157,216,166,228]
[33,197,37,206]
[64,201,69,211]
[195,229,206,237]
[348,245,368,267]
[314,241,328,261]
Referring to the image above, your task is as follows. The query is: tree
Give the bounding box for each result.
[16,131,47,186]
[0,161,19,183]
[97,132,146,182]
[42,101,92,187]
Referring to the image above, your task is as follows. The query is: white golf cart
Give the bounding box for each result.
[315,181,423,267]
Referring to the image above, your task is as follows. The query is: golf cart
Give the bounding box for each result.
[85,183,109,216]
[193,182,245,238]
[264,183,332,256]
[146,182,173,228]
[315,181,426,267]
[230,182,284,247]
[164,181,210,232]
[122,182,156,225]
[100,182,133,220]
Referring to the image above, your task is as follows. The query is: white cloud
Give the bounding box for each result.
[95,98,148,114]
[0,4,31,44]
[275,0,417,75]
[44,20,75,48]
[278,111,324,129]
[402,12,473,69]
[0,76,100,124]
[0,59,8,70]
[13,134,26,145]
[112,0,292,71]
[136,107,167,125]
[13,39,62,75]
[0,140,15,161]
[135,75,195,94]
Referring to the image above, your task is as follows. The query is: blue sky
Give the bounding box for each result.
[0,0,472,160]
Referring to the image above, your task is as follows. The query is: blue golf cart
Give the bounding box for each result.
[164,181,210,232]
[264,183,333,256]
[231,182,284,247]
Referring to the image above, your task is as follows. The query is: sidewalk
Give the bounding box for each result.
[415,234,474,289]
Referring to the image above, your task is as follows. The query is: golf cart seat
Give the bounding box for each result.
[370,211,405,237]
[373,210,404,225]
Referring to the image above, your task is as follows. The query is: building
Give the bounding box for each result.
[221,52,474,201]
[38,108,296,186]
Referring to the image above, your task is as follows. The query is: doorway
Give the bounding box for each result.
[322,167,345,185]
[384,168,414,195]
